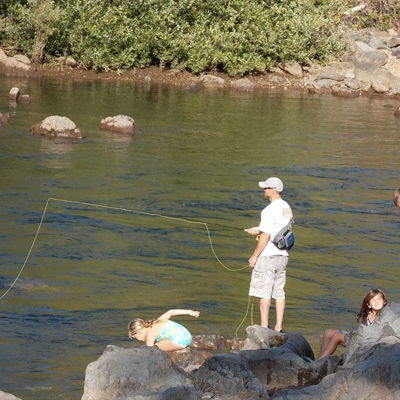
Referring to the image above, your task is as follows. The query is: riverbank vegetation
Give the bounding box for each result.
[0,0,399,75]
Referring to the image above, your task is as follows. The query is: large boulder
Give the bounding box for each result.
[30,116,85,139]
[200,74,226,88]
[272,339,400,400]
[100,115,136,135]
[192,352,270,400]
[0,391,22,400]
[81,345,199,400]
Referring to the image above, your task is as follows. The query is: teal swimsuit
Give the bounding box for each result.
[156,320,192,347]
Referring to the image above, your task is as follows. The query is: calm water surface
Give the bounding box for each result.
[0,74,399,399]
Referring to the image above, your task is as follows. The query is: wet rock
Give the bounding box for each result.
[30,115,85,139]
[280,62,303,77]
[0,390,22,400]
[344,78,360,90]
[19,94,31,103]
[82,345,199,400]
[200,74,226,88]
[395,107,400,117]
[332,85,359,97]
[0,112,11,128]
[231,78,255,91]
[8,87,20,101]
[100,115,136,135]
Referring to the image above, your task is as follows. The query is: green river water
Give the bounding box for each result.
[0,74,399,399]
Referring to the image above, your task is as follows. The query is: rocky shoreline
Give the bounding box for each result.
[1,28,400,100]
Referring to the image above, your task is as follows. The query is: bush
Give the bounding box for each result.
[0,0,347,74]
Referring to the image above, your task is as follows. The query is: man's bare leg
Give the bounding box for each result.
[274,298,285,332]
[260,298,271,328]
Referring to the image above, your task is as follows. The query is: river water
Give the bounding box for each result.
[0,75,399,399]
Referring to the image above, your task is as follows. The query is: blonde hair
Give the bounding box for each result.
[128,318,159,338]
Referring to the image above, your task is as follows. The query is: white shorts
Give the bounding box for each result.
[249,255,288,299]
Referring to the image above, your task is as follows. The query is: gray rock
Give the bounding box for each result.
[312,79,337,89]
[8,87,20,101]
[30,115,85,139]
[242,326,289,351]
[344,78,360,90]
[230,78,255,91]
[0,391,22,400]
[356,50,388,68]
[354,40,375,54]
[371,80,389,93]
[272,340,400,400]
[280,62,303,77]
[200,74,226,88]
[368,37,388,50]
[387,36,400,49]
[100,115,135,135]
[192,353,269,400]
[13,54,30,65]
[3,57,31,71]
[392,47,400,58]
[19,94,31,103]
[82,345,199,400]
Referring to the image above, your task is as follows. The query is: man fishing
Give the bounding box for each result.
[245,177,293,332]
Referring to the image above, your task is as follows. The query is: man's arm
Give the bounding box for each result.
[248,231,270,268]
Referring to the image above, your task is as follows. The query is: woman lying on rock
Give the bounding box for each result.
[128,309,200,352]
[318,288,388,359]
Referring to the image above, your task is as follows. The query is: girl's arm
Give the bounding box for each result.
[158,309,200,320]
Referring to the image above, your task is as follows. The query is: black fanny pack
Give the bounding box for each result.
[272,224,294,251]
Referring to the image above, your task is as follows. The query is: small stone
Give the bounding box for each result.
[100,115,136,135]
[230,78,255,91]
[65,56,78,68]
[200,74,226,88]
[19,94,31,103]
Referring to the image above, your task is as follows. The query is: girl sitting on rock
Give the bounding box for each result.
[128,309,200,352]
[318,288,388,359]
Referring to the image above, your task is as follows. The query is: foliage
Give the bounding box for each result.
[345,0,400,29]
[0,0,347,74]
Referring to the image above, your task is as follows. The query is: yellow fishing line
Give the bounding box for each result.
[0,197,253,336]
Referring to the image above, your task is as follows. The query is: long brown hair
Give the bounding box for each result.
[356,289,387,324]
[128,318,159,339]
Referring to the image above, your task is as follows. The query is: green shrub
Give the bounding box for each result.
[1,0,347,74]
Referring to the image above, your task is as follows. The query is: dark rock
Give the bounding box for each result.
[332,86,359,97]
[192,353,269,400]
[30,115,85,139]
[100,115,135,135]
[82,345,199,400]
[391,47,400,58]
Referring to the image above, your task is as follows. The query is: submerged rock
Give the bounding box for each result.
[30,115,85,139]
[0,112,11,128]
[100,115,136,135]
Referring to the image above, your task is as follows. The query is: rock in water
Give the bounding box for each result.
[30,116,85,139]
[100,115,136,135]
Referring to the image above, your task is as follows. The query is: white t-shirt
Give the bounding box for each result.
[258,198,293,257]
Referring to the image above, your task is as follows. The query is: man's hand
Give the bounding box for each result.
[248,255,258,268]
[244,227,260,235]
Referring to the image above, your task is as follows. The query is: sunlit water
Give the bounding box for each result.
[0,74,399,399]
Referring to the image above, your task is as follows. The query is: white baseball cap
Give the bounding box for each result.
[258,177,284,192]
